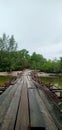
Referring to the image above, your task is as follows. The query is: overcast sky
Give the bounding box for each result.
[0,0,62,59]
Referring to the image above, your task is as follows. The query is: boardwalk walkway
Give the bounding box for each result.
[0,70,62,130]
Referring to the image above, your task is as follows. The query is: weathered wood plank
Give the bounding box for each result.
[0,70,61,130]
[0,84,18,127]
[0,80,23,130]
[28,88,45,128]
[15,79,29,130]
[0,85,15,104]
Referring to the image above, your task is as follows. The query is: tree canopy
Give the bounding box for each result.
[0,33,62,73]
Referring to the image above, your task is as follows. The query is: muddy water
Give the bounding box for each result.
[40,76,62,88]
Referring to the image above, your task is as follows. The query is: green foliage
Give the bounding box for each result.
[0,33,62,73]
[30,52,46,70]
[0,34,17,71]
[8,35,17,52]
[60,57,62,72]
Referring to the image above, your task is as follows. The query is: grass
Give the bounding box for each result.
[0,76,16,87]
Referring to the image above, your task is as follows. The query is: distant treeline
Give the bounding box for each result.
[0,33,62,73]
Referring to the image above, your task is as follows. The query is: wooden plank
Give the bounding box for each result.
[15,79,29,130]
[0,77,19,104]
[0,78,21,105]
[0,80,23,130]
[28,88,45,128]
[0,84,18,127]
[50,88,62,92]
[51,90,62,92]
[0,78,20,104]
[0,85,14,104]
[38,89,62,130]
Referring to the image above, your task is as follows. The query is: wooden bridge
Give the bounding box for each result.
[0,70,62,130]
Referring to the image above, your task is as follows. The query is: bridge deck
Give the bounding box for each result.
[0,70,62,130]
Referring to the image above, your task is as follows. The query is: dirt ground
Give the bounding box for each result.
[0,71,22,77]
[37,72,62,77]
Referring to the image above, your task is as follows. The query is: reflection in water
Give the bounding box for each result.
[40,76,62,88]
